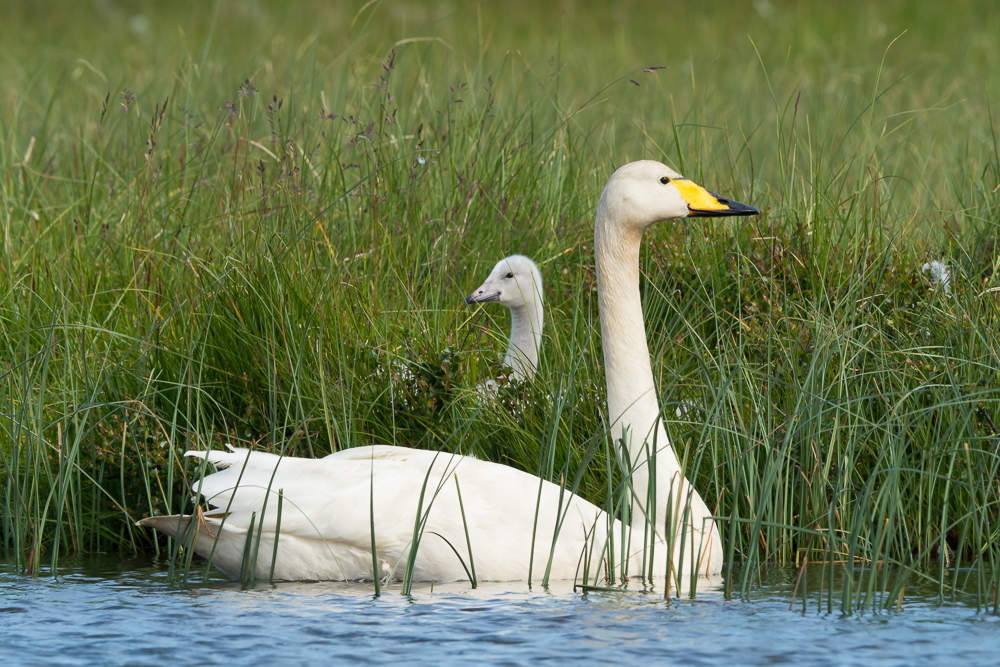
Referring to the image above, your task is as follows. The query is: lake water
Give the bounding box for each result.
[2,555,998,665]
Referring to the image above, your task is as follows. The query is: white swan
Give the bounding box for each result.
[465,254,544,382]
[137,160,758,583]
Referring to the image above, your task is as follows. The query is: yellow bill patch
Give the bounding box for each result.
[673,178,728,212]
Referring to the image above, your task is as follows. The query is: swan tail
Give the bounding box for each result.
[136,508,226,550]
[137,513,193,540]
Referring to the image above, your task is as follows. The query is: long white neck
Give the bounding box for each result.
[594,197,686,533]
[504,296,543,381]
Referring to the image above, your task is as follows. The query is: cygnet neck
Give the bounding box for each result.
[504,295,543,381]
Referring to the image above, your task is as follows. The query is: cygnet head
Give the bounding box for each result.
[597,160,759,235]
[465,255,543,309]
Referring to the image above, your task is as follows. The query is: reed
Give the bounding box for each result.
[1,0,998,611]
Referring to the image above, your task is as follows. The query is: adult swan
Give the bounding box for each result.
[138,160,758,583]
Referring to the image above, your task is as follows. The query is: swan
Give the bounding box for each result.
[137,160,758,583]
[465,254,544,383]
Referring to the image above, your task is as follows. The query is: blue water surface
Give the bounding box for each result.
[2,555,998,666]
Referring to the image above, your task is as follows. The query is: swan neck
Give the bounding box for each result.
[595,198,683,529]
[504,298,542,381]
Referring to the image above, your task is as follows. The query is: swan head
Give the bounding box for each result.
[465,255,543,309]
[598,160,759,233]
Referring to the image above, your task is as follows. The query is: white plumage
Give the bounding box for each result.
[465,254,544,382]
[138,160,758,583]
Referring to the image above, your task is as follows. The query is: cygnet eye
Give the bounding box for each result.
[505,272,514,279]
[659,176,671,185]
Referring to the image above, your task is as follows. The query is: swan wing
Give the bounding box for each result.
[182,447,614,582]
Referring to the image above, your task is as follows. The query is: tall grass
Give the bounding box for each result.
[1,0,999,611]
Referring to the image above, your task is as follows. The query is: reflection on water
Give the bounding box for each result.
[2,555,998,666]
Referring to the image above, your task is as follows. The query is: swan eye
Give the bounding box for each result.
[505,272,514,279]
[659,176,671,184]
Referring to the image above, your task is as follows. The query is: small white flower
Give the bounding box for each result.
[922,260,950,294]
[754,0,774,18]
[417,157,426,165]
[129,14,151,36]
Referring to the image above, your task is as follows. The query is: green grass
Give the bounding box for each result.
[2,0,999,611]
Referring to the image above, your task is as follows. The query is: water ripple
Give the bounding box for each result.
[1,555,997,666]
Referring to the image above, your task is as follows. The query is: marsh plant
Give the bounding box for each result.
[1,1,999,613]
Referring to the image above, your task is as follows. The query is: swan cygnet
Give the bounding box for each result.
[465,255,544,383]
[137,160,758,584]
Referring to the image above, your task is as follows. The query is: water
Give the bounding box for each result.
[3,555,998,666]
